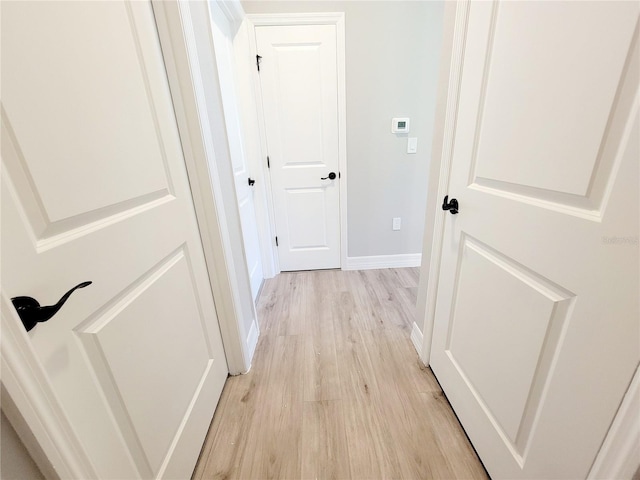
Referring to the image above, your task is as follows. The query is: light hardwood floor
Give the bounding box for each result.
[193,268,488,480]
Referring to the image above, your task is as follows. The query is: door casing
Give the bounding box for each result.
[154,0,259,374]
[246,13,348,273]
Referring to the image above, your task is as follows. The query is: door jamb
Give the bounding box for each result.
[245,13,348,273]
[153,0,256,375]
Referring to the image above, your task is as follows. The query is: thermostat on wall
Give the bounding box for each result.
[391,117,410,134]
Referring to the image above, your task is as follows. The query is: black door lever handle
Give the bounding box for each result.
[248,177,256,186]
[11,281,93,332]
[442,195,459,214]
[321,172,337,180]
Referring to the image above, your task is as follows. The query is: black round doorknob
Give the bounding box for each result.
[321,172,337,180]
[442,195,459,214]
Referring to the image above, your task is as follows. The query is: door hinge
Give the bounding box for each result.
[256,54,262,72]
[275,236,278,247]
[267,156,270,168]
[339,171,341,179]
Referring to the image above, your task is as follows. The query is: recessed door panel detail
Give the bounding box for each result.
[464,1,638,217]
[273,44,326,167]
[77,248,210,475]
[447,236,574,459]
[285,188,329,250]
[2,1,171,228]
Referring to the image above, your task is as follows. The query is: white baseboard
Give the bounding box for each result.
[344,253,422,270]
[246,321,259,364]
[410,322,424,356]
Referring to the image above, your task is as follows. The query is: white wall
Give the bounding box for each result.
[242,1,444,258]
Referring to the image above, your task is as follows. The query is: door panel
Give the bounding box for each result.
[285,187,330,249]
[1,2,228,478]
[275,45,328,164]
[256,25,341,271]
[470,2,635,197]
[77,249,211,472]
[2,2,171,225]
[446,235,575,453]
[464,1,638,215]
[430,2,639,478]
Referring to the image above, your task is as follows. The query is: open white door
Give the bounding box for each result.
[210,4,264,302]
[429,2,639,478]
[255,23,342,272]
[1,2,228,478]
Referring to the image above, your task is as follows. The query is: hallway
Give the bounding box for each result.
[193,268,488,479]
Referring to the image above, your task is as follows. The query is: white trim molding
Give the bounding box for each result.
[245,321,259,371]
[246,12,348,273]
[410,322,424,358]
[216,0,244,30]
[588,363,640,480]
[247,12,347,26]
[344,254,422,271]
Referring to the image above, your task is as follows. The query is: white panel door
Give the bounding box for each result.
[256,25,341,271]
[210,6,264,302]
[1,2,228,478]
[430,2,639,479]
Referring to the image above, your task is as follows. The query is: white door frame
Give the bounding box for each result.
[1,1,255,476]
[417,1,640,476]
[153,0,258,375]
[246,13,348,273]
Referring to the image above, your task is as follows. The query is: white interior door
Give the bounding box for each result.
[429,2,639,479]
[1,2,228,478]
[210,6,264,302]
[256,24,341,272]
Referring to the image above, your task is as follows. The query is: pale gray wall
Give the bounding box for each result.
[1,412,44,480]
[242,1,444,257]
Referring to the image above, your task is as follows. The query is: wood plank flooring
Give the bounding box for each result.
[193,268,488,480]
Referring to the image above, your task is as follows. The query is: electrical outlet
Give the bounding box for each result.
[392,217,401,231]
